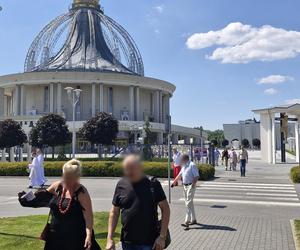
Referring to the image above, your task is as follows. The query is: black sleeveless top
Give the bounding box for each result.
[44,184,101,250]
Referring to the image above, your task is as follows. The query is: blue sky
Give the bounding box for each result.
[1,0,300,130]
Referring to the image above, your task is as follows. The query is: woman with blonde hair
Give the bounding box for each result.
[19,159,101,250]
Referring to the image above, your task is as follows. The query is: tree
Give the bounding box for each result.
[79,112,119,158]
[252,138,261,149]
[242,139,250,148]
[222,139,229,148]
[206,129,225,147]
[29,114,71,159]
[211,140,218,147]
[0,119,27,161]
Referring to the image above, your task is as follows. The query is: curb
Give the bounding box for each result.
[290,219,300,250]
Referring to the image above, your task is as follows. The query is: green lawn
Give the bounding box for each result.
[0,212,121,250]
[294,220,300,247]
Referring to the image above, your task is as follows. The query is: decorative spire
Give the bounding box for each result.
[72,0,100,9]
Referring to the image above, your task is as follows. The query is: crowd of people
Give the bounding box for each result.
[213,146,249,177]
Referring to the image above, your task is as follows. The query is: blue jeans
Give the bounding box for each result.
[240,159,246,177]
[122,243,152,250]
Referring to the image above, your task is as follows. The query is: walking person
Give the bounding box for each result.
[214,148,221,166]
[19,159,101,250]
[239,146,249,177]
[171,154,199,230]
[222,149,230,170]
[106,155,170,250]
[27,150,41,188]
[36,148,47,186]
[229,148,238,171]
[172,148,181,186]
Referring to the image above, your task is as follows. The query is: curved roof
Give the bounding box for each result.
[24,2,144,76]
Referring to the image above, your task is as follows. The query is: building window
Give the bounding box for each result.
[44,86,49,113]
[108,87,113,114]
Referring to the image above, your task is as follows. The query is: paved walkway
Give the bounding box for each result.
[166,158,299,250]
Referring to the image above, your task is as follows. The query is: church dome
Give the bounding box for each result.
[24,0,144,76]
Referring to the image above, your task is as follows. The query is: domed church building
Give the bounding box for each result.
[0,0,203,151]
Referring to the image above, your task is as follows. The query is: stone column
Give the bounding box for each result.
[271,115,276,164]
[172,133,179,145]
[260,113,274,164]
[99,83,104,112]
[154,90,160,123]
[91,83,96,116]
[135,87,140,120]
[20,85,26,116]
[295,120,299,164]
[159,91,163,123]
[157,132,164,145]
[10,147,15,162]
[49,83,54,113]
[1,150,6,162]
[20,148,23,162]
[57,83,62,114]
[0,88,4,117]
[13,85,20,116]
[165,94,170,117]
[27,143,32,162]
[129,86,135,120]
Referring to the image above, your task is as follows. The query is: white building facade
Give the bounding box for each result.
[0,0,204,153]
[253,104,300,164]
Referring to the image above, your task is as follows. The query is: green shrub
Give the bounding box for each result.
[44,157,169,162]
[0,161,215,180]
[291,166,300,183]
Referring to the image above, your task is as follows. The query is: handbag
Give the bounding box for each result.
[148,176,171,249]
[39,212,51,241]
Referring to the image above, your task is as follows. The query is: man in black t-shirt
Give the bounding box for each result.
[106,155,170,250]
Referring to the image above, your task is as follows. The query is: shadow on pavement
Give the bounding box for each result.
[210,205,227,209]
[186,223,236,231]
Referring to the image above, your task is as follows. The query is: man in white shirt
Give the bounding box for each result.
[172,148,181,186]
[171,154,199,229]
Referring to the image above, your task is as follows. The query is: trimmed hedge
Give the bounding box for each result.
[0,161,215,180]
[291,166,300,183]
[44,157,169,162]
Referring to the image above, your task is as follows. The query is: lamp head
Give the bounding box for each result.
[74,89,82,98]
[64,87,74,97]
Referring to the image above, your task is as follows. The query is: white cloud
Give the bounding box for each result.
[264,88,278,95]
[285,99,300,105]
[257,75,294,84]
[154,5,164,14]
[186,22,300,63]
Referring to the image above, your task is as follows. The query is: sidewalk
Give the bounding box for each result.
[166,157,299,249]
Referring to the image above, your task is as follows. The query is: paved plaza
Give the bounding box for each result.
[0,154,300,249]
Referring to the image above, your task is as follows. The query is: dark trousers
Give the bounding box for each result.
[240,159,246,177]
[122,243,152,250]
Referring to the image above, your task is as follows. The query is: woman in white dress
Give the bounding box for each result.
[36,148,47,186]
[28,151,39,188]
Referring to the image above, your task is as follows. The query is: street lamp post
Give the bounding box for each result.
[65,87,82,159]
[200,126,204,164]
